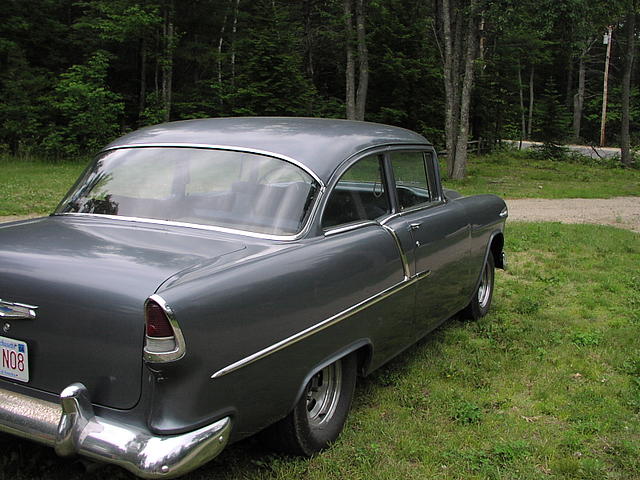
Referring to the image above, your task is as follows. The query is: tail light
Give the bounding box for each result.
[143,295,186,362]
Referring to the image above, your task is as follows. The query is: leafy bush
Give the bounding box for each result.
[42,51,124,156]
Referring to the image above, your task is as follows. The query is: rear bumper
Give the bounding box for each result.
[0,383,231,478]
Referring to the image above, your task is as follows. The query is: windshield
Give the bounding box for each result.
[56,147,319,236]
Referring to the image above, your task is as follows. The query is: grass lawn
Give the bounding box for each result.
[1,222,638,479]
[0,159,85,216]
[1,151,639,216]
[442,150,640,199]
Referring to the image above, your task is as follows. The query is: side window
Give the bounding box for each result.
[322,154,390,229]
[390,151,432,210]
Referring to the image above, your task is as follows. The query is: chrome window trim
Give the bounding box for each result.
[101,143,325,188]
[380,224,411,279]
[60,144,326,241]
[378,199,447,226]
[323,220,379,237]
[210,270,432,379]
[143,294,186,363]
[388,150,441,213]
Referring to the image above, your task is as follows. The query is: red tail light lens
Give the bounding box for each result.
[145,301,174,338]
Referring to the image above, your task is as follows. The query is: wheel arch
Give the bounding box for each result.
[490,231,505,270]
[466,230,504,307]
[289,339,372,414]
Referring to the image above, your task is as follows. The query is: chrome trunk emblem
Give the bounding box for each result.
[0,300,38,320]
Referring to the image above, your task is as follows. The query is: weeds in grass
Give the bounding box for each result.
[441,150,640,198]
[571,332,602,347]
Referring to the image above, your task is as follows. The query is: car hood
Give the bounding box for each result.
[0,215,246,409]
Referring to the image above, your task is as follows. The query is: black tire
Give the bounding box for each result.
[461,252,495,320]
[262,354,357,456]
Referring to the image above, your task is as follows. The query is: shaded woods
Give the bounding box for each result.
[1,0,638,175]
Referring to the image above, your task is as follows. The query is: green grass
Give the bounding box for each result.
[1,222,638,479]
[442,150,640,199]
[0,158,85,216]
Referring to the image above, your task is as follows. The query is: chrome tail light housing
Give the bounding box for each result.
[143,294,186,363]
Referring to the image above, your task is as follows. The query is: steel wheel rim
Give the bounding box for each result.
[477,261,492,308]
[305,361,342,427]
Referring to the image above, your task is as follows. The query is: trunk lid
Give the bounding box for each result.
[0,216,245,409]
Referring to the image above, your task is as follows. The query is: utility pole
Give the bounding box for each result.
[600,25,613,147]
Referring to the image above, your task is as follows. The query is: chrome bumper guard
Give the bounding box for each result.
[0,383,232,478]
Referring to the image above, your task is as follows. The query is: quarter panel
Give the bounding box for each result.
[147,225,411,438]
[454,194,507,297]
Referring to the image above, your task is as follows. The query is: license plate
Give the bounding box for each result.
[0,335,29,382]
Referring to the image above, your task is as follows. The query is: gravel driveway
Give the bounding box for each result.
[2,197,639,233]
[506,196,640,233]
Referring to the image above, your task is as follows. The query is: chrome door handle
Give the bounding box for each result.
[409,223,421,231]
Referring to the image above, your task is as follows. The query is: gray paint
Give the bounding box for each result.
[0,216,245,408]
[0,118,506,474]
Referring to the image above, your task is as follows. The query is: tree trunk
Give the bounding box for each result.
[517,64,526,146]
[355,0,368,120]
[138,37,147,123]
[438,0,478,180]
[452,11,478,180]
[565,51,574,108]
[217,0,231,89]
[303,0,315,80]
[527,65,534,139]
[572,53,586,140]
[161,3,174,122]
[154,28,160,96]
[440,0,456,177]
[600,25,613,147]
[344,0,356,119]
[231,0,240,88]
[621,6,636,167]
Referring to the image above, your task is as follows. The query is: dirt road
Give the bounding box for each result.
[1,197,639,233]
[506,196,640,233]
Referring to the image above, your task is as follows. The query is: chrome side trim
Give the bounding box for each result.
[0,300,38,320]
[412,269,432,280]
[144,294,186,363]
[380,224,411,279]
[323,220,378,237]
[57,212,311,242]
[102,143,325,187]
[0,384,231,479]
[211,271,432,379]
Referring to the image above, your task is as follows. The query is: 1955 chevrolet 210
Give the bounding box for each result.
[0,118,507,478]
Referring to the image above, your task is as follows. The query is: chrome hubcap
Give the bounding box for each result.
[306,362,342,427]
[477,261,492,308]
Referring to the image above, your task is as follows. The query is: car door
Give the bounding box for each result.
[382,149,471,337]
[317,153,418,363]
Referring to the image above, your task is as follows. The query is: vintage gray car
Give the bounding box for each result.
[0,118,507,477]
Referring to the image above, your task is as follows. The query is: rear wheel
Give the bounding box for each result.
[263,354,357,456]
[462,253,495,320]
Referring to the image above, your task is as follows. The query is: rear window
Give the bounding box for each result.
[56,147,319,236]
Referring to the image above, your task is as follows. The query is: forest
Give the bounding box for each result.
[1,0,638,176]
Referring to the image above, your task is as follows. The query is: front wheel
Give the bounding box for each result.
[461,253,495,320]
[262,354,357,456]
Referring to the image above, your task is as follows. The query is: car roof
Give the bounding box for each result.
[104,117,431,184]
